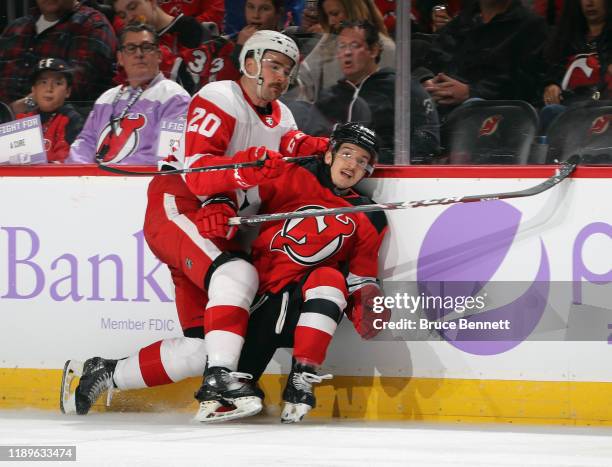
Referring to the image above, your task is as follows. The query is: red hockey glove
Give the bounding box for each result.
[233,146,286,188]
[196,197,237,240]
[346,284,390,339]
[280,130,330,157]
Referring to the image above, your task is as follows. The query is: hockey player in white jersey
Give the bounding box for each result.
[60,30,329,423]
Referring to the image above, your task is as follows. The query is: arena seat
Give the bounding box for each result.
[441,100,539,164]
[545,100,612,164]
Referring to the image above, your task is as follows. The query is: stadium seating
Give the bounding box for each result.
[545,100,612,164]
[441,100,539,164]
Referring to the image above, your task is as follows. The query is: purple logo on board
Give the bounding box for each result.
[417,201,549,355]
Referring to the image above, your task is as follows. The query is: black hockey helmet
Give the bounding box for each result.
[329,122,379,174]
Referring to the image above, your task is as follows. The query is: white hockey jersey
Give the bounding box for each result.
[181,79,328,200]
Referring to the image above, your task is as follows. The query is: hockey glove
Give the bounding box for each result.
[196,197,237,240]
[233,146,286,187]
[346,284,390,339]
[280,130,330,157]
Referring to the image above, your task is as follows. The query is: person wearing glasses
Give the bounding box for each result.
[66,23,189,164]
[311,20,395,163]
[296,0,395,104]
[234,122,389,423]
[111,0,207,94]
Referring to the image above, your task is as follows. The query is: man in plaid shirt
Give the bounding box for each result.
[0,0,118,108]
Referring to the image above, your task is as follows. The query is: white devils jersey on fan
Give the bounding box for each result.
[182,80,297,167]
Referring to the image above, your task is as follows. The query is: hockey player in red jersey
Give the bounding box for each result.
[235,122,389,423]
[60,30,329,423]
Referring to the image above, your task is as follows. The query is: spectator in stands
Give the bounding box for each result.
[16,58,84,163]
[312,20,440,164]
[0,0,117,110]
[418,0,548,118]
[238,0,284,44]
[540,0,612,131]
[223,0,286,80]
[299,0,324,33]
[281,1,324,59]
[112,0,206,93]
[297,0,396,103]
[157,0,224,32]
[173,0,287,88]
[225,0,302,36]
[66,23,189,164]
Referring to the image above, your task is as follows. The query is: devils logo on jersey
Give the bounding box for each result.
[562,53,599,90]
[270,206,356,266]
[589,114,612,135]
[479,115,503,137]
[96,113,147,164]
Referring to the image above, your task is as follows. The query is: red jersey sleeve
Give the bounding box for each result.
[279,130,329,157]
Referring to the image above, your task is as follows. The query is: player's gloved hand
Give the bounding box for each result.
[346,284,390,339]
[280,130,329,157]
[233,146,286,187]
[195,197,237,240]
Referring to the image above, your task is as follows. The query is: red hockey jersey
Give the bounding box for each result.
[249,159,388,294]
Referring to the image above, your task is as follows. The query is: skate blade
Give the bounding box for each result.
[193,396,263,423]
[59,360,84,414]
[280,402,312,423]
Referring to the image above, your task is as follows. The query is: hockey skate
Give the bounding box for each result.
[60,357,117,415]
[193,366,263,423]
[281,361,332,423]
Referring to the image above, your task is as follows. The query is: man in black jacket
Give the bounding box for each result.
[419,0,548,116]
[312,20,440,164]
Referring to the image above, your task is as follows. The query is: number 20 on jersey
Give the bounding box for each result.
[188,108,221,137]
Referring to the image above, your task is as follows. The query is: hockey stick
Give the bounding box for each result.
[228,155,580,226]
[95,155,318,177]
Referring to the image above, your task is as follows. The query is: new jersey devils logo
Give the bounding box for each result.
[479,115,503,137]
[589,115,612,135]
[270,206,356,266]
[562,53,599,90]
[96,113,146,164]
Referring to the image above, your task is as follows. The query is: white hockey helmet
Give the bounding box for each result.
[239,30,300,83]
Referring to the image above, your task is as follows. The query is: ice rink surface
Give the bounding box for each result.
[1,411,612,467]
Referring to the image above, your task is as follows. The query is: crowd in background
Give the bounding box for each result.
[1,0,611,165]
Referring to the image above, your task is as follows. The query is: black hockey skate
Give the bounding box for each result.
[60,357,117,415]
[281,360,332,423]
[193,366,263,422]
